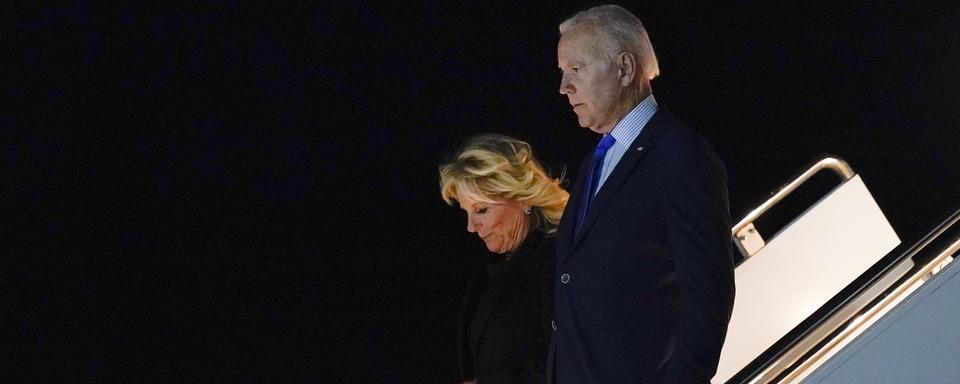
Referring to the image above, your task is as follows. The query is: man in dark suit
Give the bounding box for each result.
[550,5,735,383]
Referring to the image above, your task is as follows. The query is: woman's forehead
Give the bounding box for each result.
[457,191,498,207]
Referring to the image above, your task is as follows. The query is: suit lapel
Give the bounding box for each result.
[556,150,593,264]
[569,109,670,251]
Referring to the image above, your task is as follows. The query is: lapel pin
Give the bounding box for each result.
[636,146,644,152]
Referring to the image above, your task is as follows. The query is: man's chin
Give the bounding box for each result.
[578,120,606,134]
[578,122,597,132]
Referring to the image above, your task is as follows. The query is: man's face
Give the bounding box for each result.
[557,29,626,134]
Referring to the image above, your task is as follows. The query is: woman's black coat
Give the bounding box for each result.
[458,231,554,384]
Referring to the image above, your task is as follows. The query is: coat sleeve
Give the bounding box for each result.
[519,242,551,384]
[458,256,493,381]
[659,135,736,384]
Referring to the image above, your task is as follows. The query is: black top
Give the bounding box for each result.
[458,231,554,384]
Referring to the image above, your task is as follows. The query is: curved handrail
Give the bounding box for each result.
[732,157,855,244]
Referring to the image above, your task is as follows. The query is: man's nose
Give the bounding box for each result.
[559,75,574,94]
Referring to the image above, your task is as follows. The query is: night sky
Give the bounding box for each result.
[7,2,960,382]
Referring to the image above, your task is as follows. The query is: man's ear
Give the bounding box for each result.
[618,52,637,86]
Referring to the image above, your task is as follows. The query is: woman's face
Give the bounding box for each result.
[458,194,529,254]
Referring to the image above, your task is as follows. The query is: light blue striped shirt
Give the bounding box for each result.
[595,94,658,195]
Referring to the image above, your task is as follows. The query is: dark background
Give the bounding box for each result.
[6,1,959,382]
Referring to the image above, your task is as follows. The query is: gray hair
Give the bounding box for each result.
[559,4,660,81]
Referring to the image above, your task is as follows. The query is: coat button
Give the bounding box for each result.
[560,273,570,284]
[551,320,557,330]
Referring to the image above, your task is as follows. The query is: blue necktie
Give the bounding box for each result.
[575,134,616,236]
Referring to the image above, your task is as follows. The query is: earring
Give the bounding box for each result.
[524,207,532,215]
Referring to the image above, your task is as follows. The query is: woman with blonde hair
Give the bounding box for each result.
[439,133,568,384]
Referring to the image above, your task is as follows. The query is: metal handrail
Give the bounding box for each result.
[780,237,959,384]
[732,157,856,241]
[730,206,960,384]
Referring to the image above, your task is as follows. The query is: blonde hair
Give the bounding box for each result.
[439,134,569,234]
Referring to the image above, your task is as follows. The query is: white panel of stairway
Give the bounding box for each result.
[713,175,900,383]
